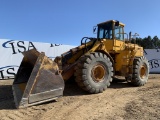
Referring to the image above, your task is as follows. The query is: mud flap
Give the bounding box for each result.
[12,49,64,108]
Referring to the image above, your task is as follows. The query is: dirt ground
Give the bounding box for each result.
[0,74,160,120]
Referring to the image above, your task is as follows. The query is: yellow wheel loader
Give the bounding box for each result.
[12,20,149,108]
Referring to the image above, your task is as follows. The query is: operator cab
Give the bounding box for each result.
[97,20,125,40]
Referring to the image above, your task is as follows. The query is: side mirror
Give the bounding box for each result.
[93,26,98,34]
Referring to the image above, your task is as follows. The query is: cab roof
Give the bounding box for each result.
[97,20,125,26]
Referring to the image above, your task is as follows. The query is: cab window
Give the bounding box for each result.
[115,26,124,40]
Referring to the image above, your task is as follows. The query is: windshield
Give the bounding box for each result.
[98,24,112,39]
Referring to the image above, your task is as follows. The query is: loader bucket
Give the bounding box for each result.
[12,49,64,108]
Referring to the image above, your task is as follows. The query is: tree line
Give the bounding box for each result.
[131,36,160,49]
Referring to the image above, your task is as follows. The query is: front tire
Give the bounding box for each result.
[74,52,113,93]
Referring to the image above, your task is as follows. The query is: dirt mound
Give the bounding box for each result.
[0,74,160,120]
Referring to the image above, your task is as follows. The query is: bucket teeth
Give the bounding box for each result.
[12,49,64,108]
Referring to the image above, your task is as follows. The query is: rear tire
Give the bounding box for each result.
[74,52,113,93]
[131,56,149,86]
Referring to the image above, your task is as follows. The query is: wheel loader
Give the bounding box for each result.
[12,20,149,108]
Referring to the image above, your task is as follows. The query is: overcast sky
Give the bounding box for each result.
[0,0,160,45]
